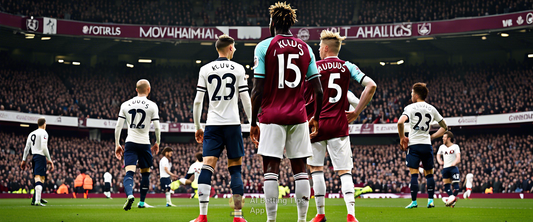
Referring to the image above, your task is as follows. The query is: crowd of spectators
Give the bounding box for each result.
[0,0,194,26]
[2,0,530,26]
[1,131,531,196]
[1,54,531,124]
[358,0,533,25]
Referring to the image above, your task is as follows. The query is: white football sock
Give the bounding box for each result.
[294,173,310,221]
[340,173,355,217]
[311,171,326,214]
[165,192,171,204]
[198,184,211,215]
[35,185,42,204]
[264,173,279,221]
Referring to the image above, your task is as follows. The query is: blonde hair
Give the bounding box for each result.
[320,30,346,54]
[269,2,297,31]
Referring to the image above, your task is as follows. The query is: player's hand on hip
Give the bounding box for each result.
[115,144,124,160]
[195,129,204,143]
[309,117,319,139]
[400,137,409,151]
[345,110,359,123]
[47,159,55,171]
[250,125,260,148]
[151,143,159,155]
[20,161,26,170]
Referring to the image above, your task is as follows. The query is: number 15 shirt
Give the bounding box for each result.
[253,34,320,125]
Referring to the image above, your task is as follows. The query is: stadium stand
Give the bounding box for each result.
[1,132,531,195]
[1,0,529,26]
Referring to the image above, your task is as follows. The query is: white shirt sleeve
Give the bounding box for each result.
[432,106,443,122]
[437,145,443,155]
[455,145,461,154]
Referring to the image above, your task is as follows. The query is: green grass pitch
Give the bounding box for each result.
[1,197,532,221]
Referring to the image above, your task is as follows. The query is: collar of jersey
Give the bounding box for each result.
[216,57,229,61]
[325,56,339,59]
[277,34,293,37]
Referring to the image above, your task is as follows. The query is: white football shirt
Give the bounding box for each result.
[104,172,112,183]
[118,96,159,144]
[402,102,443,145]
[466,173,473,188]
[159,156,171,178]
[187,161,203,185]
[196,58,248,126]
[437,144,461,168]
[22,128,50,161]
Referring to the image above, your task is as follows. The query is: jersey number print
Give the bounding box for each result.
[208,73,236,101]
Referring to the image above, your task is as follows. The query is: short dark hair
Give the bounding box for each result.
[269,2,297,32]
[37,117,46,127]
[444,131,454,142]
[195,152,203,162]
[215,34,234,51]
[412,82,429,100]
[162,147,173,155]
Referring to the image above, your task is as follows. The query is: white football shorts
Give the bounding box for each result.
[307,136,353,171]
[257,122,312,159]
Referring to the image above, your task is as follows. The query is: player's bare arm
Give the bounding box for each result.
[397,115,409,150]
[346,77,377,123]
[430,119,448,140]
[437,153,444,165]
[250,78,264,147]
[308,77,323,139]
[114,115,126,160]
[193,90,205,143]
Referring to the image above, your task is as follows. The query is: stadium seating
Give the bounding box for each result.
[1,0,530,26]
[1,132,531,195]
[1,55,532,123]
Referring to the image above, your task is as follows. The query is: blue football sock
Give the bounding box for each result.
[410,174,419,201]
[426,174,435,199]
[198,165,214,185]
[444,183,452,195]
[140,172,150,202]
[453,182,460,196]
[229,165,244,195]
[124,171,134,196]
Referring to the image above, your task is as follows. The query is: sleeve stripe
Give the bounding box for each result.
[197,85,207,90]
[151,118,160,121]
[118,116,126,119]
[238,86,248,89]
[239,89,249,93]
[196,88,207,92]
[254,75,265,79]
[359,75,367,84]
[402,113,409,121]
[306,74,320,80]
[254,73,265,77]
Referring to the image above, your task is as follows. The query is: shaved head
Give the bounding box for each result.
[136,79,151,95]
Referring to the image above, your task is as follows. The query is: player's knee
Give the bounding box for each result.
[125,171,135,178]
[140,168,150,173]
[203,156,218,169]
[125,165,136,172]
[308,165,323,173]
[424,169,434,176]
[228,157,242,167]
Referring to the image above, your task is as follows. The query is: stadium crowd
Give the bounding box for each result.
[1,0,530,26]
[1,131,532,196]
[1,55,532,124]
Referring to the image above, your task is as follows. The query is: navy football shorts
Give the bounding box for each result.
[124,142,152,169]
[160,177,171,191]
[32,154,47,176]
[203,125,244,159]
[442,166,460,182]
[406,144,434,170]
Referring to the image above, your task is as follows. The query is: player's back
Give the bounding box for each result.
[26,128,48,156]
[119,96,159,145]
[256,35,318,125]
[404,102,442,146]
[198,59,247,126]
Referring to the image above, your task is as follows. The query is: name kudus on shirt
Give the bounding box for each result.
[276,39,305,56]
[317,62,346,73]
[212,63,235,71]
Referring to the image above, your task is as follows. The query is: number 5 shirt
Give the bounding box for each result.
[402,102,443,146]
